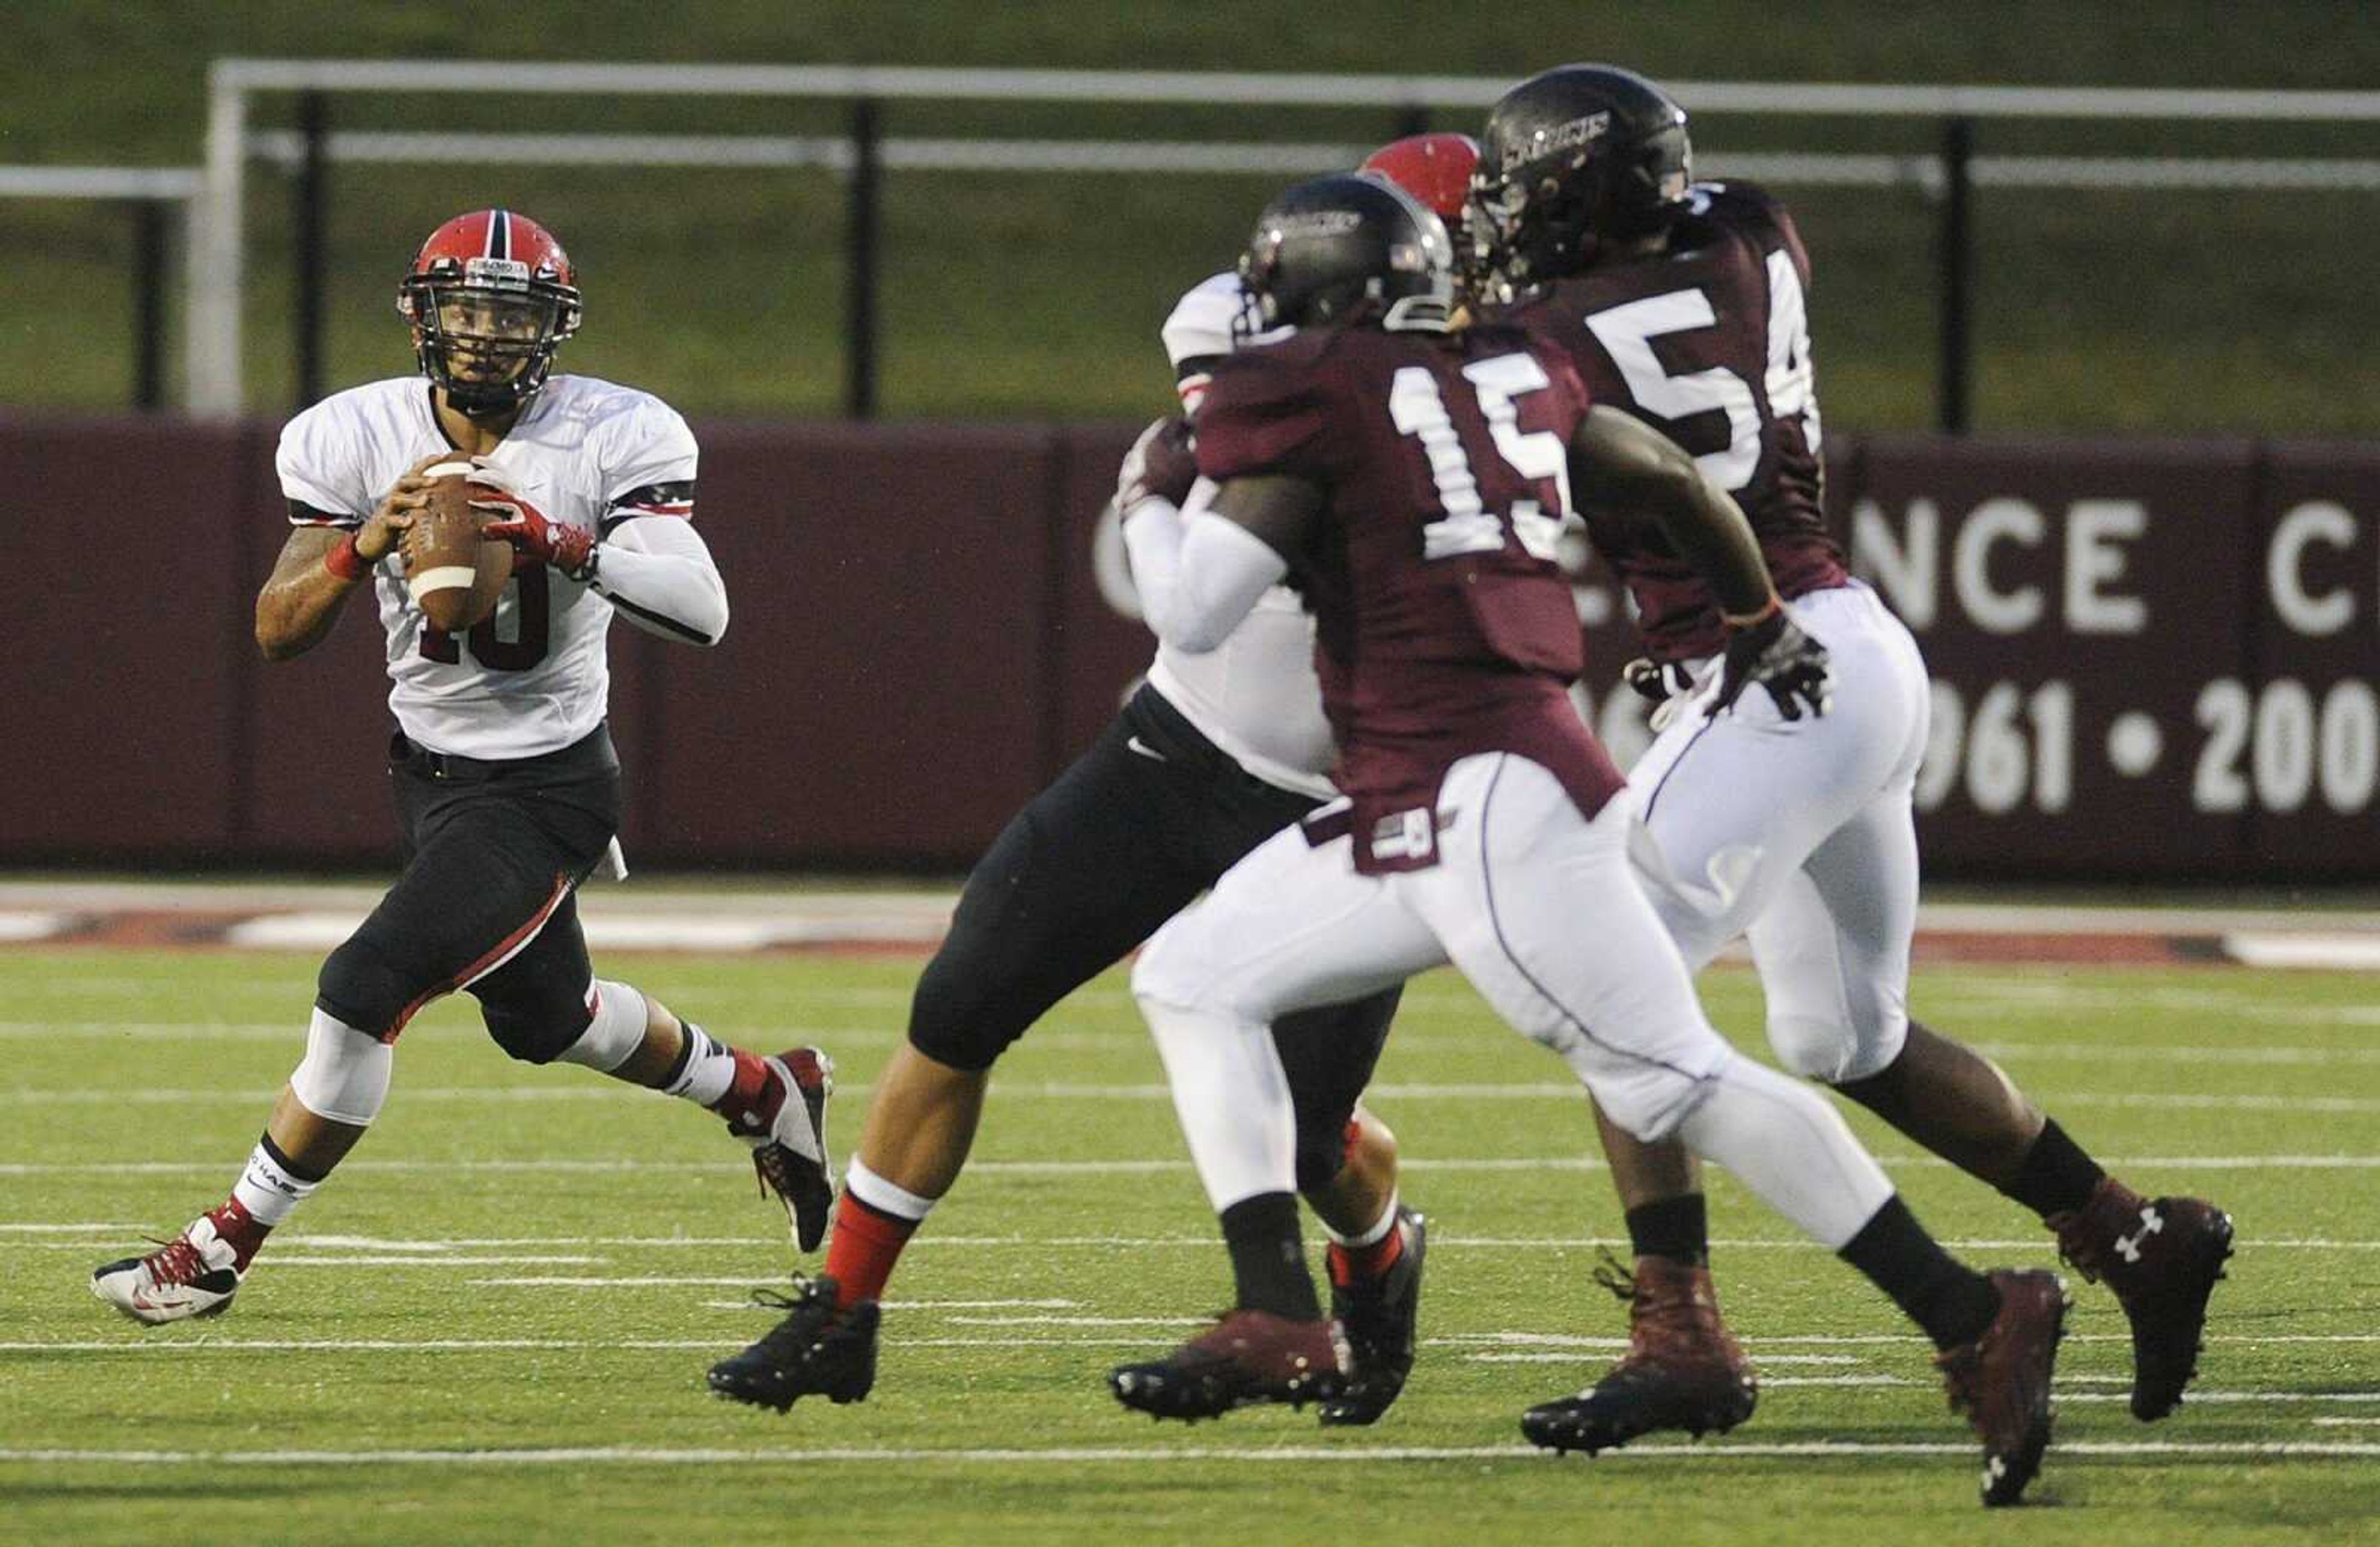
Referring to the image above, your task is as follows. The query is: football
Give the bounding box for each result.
[403,459,514,633]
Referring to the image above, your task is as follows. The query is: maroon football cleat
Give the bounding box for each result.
[2050,1178,2232,1421]
[1936,1268,2068,1507]
[724,1046,835,1253]
[1109,1310,1349,1421]
[1521,1253,1758,1454]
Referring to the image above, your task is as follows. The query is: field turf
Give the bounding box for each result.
[4,945,2376,1543]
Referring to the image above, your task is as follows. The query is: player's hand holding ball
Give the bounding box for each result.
[400,459,515,632]
[354,451,456,564]
[1114,415,1199,518]
[473,475,595,581]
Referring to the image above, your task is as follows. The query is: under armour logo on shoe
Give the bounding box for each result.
[2115,1203,2166,1264]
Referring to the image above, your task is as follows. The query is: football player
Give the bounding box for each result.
[1109,172,2067,1507]
[702,141,1479,1426]
[1466,66,2232,1454]
[90,209,832,1324]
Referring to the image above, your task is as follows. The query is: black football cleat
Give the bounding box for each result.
[2050,1178,2233,1421]
[1318,1207,1427,1427]
[1521,1253,1757,1455]
[1936,1268,2068,1508]
[1109,1310,1348,1422]
[707,1275,878,1412]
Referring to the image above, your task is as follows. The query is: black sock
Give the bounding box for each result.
[1838,1196,2001,1351]
[2001,1118,2107,1220]
[1219,1192,1320,1320]
[258,1130,328,1185]
[1624,1194,1709,1269]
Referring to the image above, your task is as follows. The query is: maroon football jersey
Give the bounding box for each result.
[1503,181,1847,663]
[1196,322,1626,866]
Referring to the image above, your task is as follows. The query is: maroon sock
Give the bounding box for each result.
[1327,1223,1406,1289]
[205,1197,272,1272]
[822,1191,917,1307]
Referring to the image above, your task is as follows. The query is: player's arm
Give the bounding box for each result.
[1567,405,1830,718]
[586,514,730,646]
[253,453,442,661]
[1119,451,1319,654]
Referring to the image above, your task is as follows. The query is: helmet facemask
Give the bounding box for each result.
[399,255,580,415]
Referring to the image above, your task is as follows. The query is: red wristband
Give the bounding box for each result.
[323,532,368,582]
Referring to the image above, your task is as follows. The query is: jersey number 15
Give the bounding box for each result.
[1390,353,1573,565]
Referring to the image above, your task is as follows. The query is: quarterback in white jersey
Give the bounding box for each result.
[94,209,833,1331]
[277,371,715,760]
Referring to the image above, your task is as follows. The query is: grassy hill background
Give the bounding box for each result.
[4,1,2374,430]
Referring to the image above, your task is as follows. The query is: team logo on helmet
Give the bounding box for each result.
[1504,110,1611,172]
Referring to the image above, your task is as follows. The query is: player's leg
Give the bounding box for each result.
[1768,799,2233,1421]
[1576,586,1936,1434]
[1416,754,2064,1505]
[91,772,572,1323]
[710,702,1214,1410]
[465,897,835,1251]
[1271,991,1422,1426]
[1113,820,1446,1419]
[1196,739,1425,1415]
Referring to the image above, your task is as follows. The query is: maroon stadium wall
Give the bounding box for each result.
[2,416,2374,879]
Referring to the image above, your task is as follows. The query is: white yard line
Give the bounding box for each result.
[7,1156,2379,1181]
[267,1255,610,1267]
[1,1442,2375,1465]
[10,1081,2376,1113]
[1461,1353,1866,1367]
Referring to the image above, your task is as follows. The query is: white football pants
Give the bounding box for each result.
[1134,751,1895,1248]
[1628,581,1933,1083]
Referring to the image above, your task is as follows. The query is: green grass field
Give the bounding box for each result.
[4,1,2378,430]
[5,945,2377,1543]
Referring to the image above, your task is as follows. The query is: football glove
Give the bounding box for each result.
[1622,657,1700,706]
[1715,608,1832,721]
[1114,415,1199,516]
[474,490,596,582]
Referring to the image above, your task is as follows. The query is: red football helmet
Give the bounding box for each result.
[1358,133,1480,223]
[396,209,582,414]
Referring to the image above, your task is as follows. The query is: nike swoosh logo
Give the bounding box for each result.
[1126,736,1169,763]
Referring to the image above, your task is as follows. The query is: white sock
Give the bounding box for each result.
[231,1140,322,1227]
[1324,1193,1401,1250]
[663,1021,737,1108]
[1674,1053,1896,1249]
[1139,995,1298,1213]
[845,1157,936,1223]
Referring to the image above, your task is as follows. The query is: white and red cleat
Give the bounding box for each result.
[724,1047,836,1253]
[90,1208,253,1324]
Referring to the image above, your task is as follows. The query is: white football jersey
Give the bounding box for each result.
[276,374,697,760]
[1148,272,1335,798]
